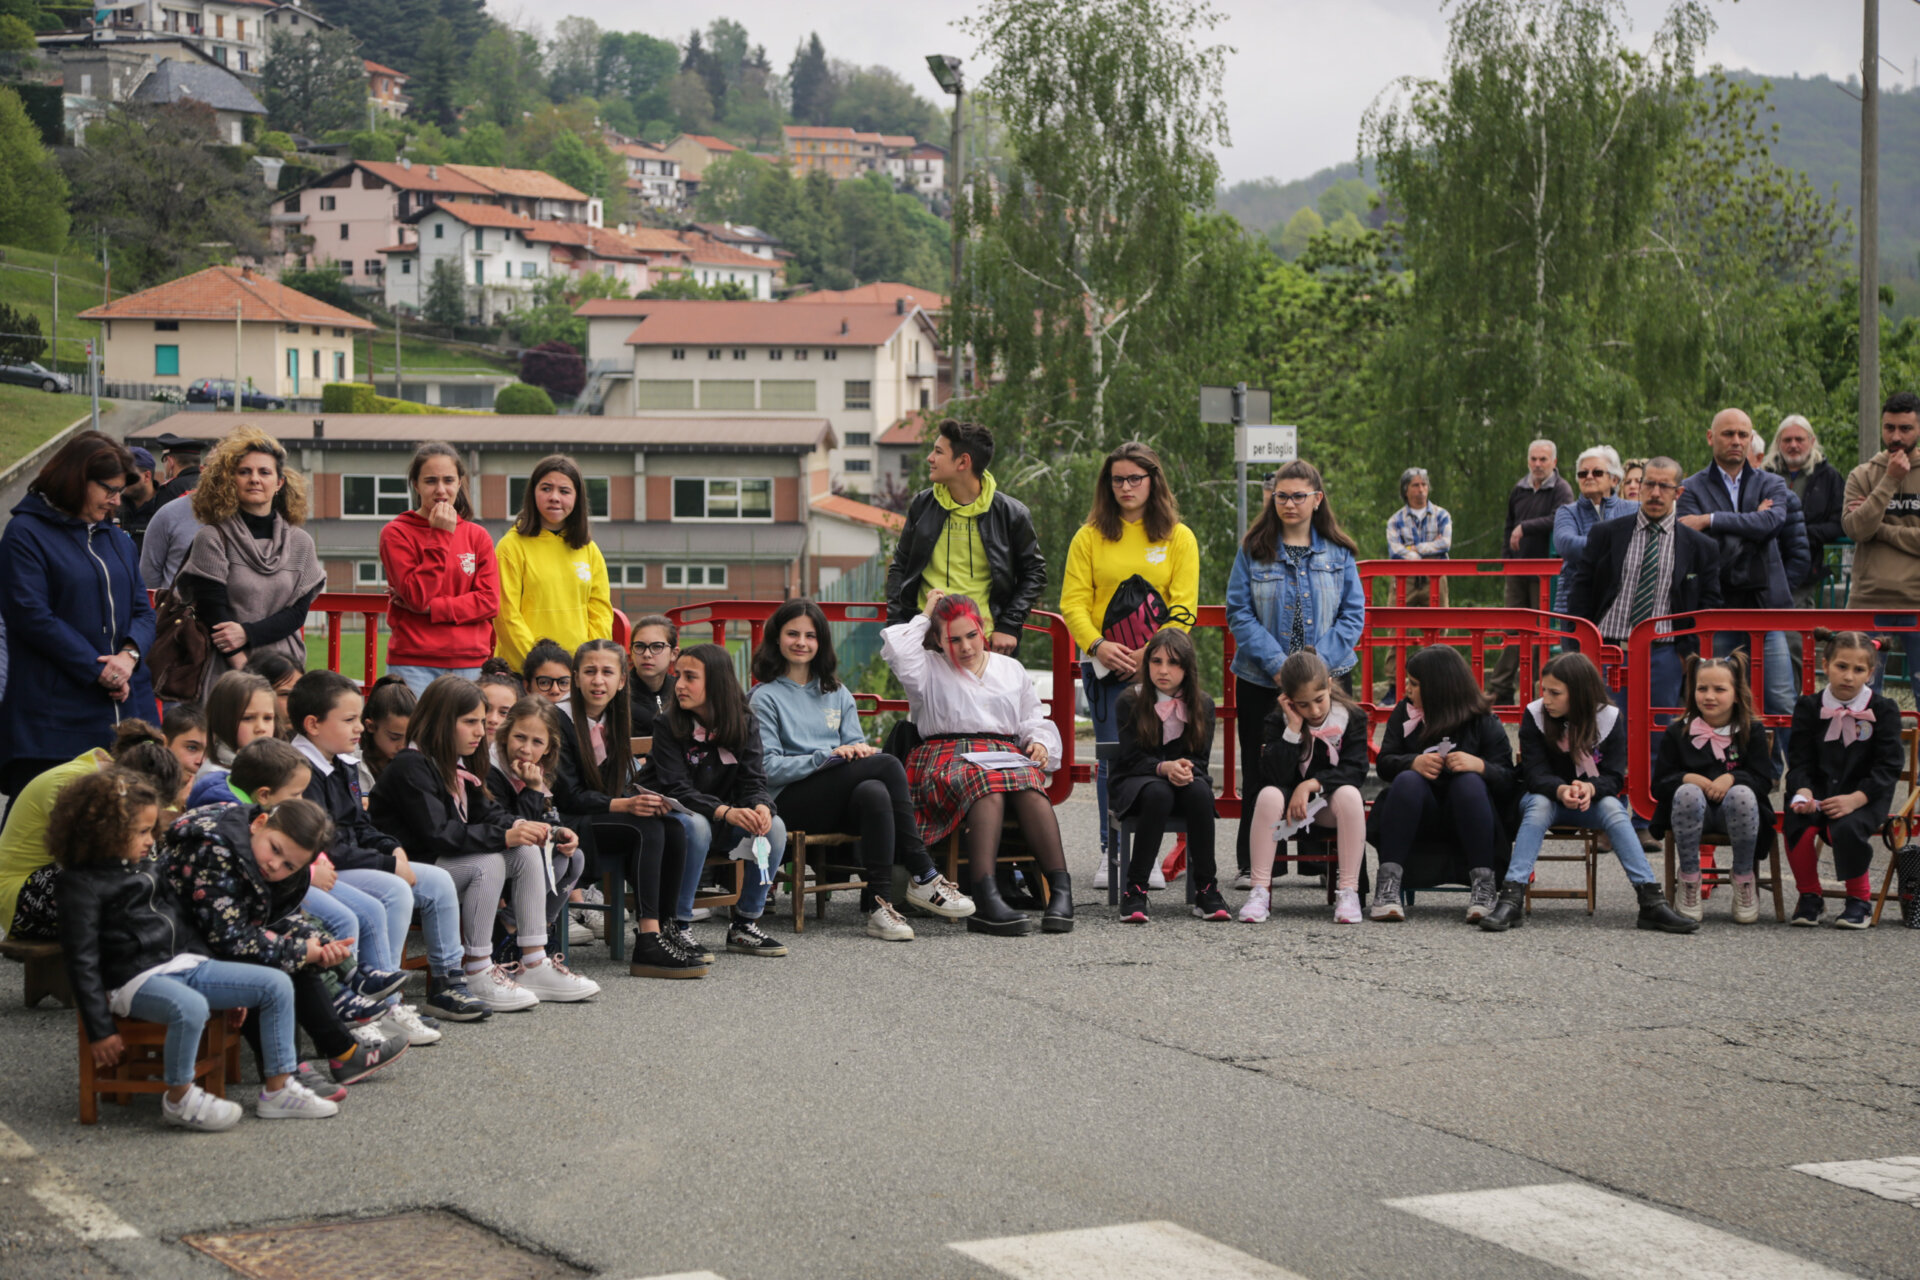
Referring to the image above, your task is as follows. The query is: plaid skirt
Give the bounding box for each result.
[907,736,1047,845]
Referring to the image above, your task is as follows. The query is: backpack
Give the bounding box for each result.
[1098,575,1194,662]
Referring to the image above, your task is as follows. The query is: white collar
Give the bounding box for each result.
[1308,705,1350,735]
[1821,686,1871,713]
[290,734,359,778]
[1527,700,1617,740]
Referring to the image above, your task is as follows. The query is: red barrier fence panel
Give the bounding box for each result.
[149,590,390,695]
[1359,558,1561,609]
[1357,607,1618,719]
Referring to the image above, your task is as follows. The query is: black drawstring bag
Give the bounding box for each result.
[1094,575,1195,682]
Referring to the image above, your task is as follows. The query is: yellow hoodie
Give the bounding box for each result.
[920,472,997,634]
[494,527,612,670]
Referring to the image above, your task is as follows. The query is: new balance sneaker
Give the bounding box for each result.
[1119,887,1149,923]
[1191,882,1232,921]
[1675,878,1704,921]
[471,963,539,1012]
[1333,889,1363,924]
[1835,897,1872,930]
[516,956,601,1002]
[905,872,976,919]
[727,916,788,956]
[1730,877,1759,925]
[162,1083,242,1132]
[330,988,388,1024]
[347,965,409,1002]
[329,1030,409,1086]
[669,925,713,965]
[1236,885,1270,923]
[384,1002,442,1045]
[865,900,915,941]
[1790,892,1825,926]
[257,1077,340,1119]
[1231,870,1254,892]
[424,975,490,1022]
[294,1062,347,1103]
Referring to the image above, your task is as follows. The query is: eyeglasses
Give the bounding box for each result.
[532,675,573,692]
[92,480,127,497]
[1576,469,1610,479]
[1273,490,1320,506]
[631,642,672,656]
[1639,480,1678,494]
[1110,472,1153,489]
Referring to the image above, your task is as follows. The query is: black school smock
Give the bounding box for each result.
[1517,700,1630,802]
[367,749,516,863]
[1108,687,1216,820]
[636,713,773,821]
[1259,701,1370,797]
[1782,690,1904,877]
[1648,717,1775,839]
[1368,700,1519,882]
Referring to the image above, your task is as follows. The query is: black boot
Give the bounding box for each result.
[998,863,1043,909]
[967,874,1033,936]
[1041,868,1073,934]
[1478,881,1527,932]
[1635,882,1700,934]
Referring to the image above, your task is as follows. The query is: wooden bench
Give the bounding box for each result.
[1,937,73,1008]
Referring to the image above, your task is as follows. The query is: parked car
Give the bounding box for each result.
[185,378,285,410]
[0,360,71,393]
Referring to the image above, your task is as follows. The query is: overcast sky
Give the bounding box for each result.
[533,0,1920,185]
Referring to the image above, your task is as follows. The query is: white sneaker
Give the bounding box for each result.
[1092,860,1110,890]
[257,1077,340,1120]
[1236,885,1271,923]
[162,1083,242,1132]
[689,907,712,923]
[905,872,975,919]
[865,900,915,941]
[1676,879,1704,921]
[472,963,539,1011]
[384,1003,442,1045]
[516,957,600,1002]
[1730,878,1759,925]
[1333,890,1362,924]
[1231,871,1254,891]
[1147,864,1167,890]
[567,917,596,945]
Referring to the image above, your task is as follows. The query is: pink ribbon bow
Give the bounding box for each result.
[455,767,482,789]
[691,721,737,766]
[1556,735,1601,778]
[1688,718,1731,763]
[589,719,608,766]
[1310,721,1345,763]
[1155,698,1188,744]
[1403,704,1423,731]
[1821,702,1875,744]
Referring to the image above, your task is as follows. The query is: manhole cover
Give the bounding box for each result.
[183,1210,586,1280]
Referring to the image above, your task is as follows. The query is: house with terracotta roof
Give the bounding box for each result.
[684,222,781,262]
[77,264,373,402]
[574,298,940,496]
[662,133,738,187]
[782,125,864,180]
[615,142,681,210]
[876,409,938,489]
[790,282,946,312]
[364,60,407,117]
[56,0,282,78]
[383,204,664,322]
[676,232,780,299]
[904,142,947,200]
[808,493,905,588]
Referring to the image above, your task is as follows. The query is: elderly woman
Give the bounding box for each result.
[0,432,156,796]
[175,426,325,702]
[1551,446,1635,613]
[1385,466,1452,606]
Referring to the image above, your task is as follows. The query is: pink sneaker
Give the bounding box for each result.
[1333,889,1362,924]
[1236,885,1271,923]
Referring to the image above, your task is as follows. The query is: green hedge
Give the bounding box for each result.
[493,382,555,415]
[319,382,475,415]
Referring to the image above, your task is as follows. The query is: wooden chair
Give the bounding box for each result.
[1,937,72,1008]
[1661,826,1787,923]
[78,1014,233,1125]
[939,822,1051,905]
[775,830,864,932]
[1527,827,1600,915]
[1869,722,1919,926]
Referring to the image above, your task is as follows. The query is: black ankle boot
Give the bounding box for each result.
[1635,881,1700,934]
[967,874,1033,936]
[1478,881,1527,932]
[998,864,1043,909]
[1041,868,1073,934]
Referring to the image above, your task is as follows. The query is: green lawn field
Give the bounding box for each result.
[0,384,86,472]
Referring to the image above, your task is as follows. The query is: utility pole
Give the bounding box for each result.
[394,310,402,394]
[50,262,57,376]
[927,55,965,400]
[1859,0,1881,463]
[234,301,242,411]
[1233,382,1248,541]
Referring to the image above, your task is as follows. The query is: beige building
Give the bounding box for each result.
[79,265,374,402]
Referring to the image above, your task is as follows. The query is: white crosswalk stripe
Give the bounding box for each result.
[1385,1182,1854,1279]
[627,1272,731,1280]
[949,1220,1308,1279]
[1793,1157,1920,1207]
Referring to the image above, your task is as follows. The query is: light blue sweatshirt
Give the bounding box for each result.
[749,676,866,796]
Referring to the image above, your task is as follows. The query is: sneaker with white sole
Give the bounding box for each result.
[331,1029,409,1085]
[689,906,712,923]
[1676,878,1703,921]
[1092,860,1110,891]
[1465,870,1498,923]
[726,916,788,956]
[1333,889,1362,924]
[516,957,601,1002]
[865,900,915,941]
[1147,864,1167,890]
[294,1062,346,1103]
[1231,870,1254,892]
[905,873,975,919]
[257,1077,340,1119]
[1730,877,1759,925]
[567,917,597,945]
[472,963,538,1012]
[162,1083,242,1132]
[384,1003,443,1045]
[1236,885,1271,923]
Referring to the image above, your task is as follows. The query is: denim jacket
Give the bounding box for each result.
[1225,530,1366,687]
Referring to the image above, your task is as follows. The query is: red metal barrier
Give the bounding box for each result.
[149,590,390,694]
[1359,558,1561,609]
[1357,607,1618,716]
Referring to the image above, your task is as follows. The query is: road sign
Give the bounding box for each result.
[1200,385,1271,424]
[1237,425,1298,465]
[84,339,93,357]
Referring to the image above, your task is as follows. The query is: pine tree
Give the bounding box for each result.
[408,19,464,130]
[0,85,67,252]
[424,257,466,326]
[787,33,834,126]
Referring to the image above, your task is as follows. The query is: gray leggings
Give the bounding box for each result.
[1670,783,1760,877]
[437,846,549,956]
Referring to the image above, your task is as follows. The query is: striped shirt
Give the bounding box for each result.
[1599,508,1679,643]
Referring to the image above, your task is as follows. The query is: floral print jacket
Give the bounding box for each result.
[162,803,319,974]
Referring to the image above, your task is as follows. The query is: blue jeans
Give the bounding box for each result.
[1612,642,1684,827]
[389,665,484,697]
[304,881,396,973]
[1714,630,1794,773]
[674,811,788,922]
[1507,792,1654,887]
[127,959,298,1084]
[392,860,462,978]
[1081,661,1122,855]
[334,868,413,972]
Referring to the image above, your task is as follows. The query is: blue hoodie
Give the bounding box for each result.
[749,676,866,797]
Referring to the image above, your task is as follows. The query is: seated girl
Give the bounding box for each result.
[1367,645,1516,922]
[1651,654,1774,925]
[1481,651,1697,934]
[57,768,330,1127]
[750,599,974,941]
[488,694,593,987]
[1108,628,1222,923]
[186,671,278,808]
[478,661,524,739]
[356,677,415,797]
[245,651,300,736]
[878,591,1069,938]
[163,702,209,780]
[1237,649,1370,925]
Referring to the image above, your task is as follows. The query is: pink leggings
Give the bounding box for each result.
[1248,783,1365,891]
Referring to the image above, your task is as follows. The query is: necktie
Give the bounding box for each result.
[1628,522,1663,627]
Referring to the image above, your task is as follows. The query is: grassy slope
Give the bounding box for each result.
[357,328,517,377]
[0,246,109,369]
[0,383,87,471]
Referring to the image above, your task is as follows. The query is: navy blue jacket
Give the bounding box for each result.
[0,491,156,766]
[1675,463,1793,607]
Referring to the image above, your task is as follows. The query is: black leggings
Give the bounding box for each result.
[1126,777,1218,888]
[1370,769,1501,874]
[584,812,685,925]
[774,754,933,909]
[1233,677,1281,875]
[241,966,355,1066]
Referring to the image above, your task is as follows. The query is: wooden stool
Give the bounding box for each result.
[1,937,72,1009]
[777,831,863,932]
[1526,826,1600,915]
[78,1014,232,1125]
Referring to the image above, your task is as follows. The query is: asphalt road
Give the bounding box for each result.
[2,790,1916,1280]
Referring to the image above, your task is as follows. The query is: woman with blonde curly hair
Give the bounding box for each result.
[176,427,325,701]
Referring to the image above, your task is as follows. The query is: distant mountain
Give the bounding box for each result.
[1215,162,1370,237]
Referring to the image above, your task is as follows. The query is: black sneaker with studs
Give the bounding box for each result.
[670,924,714,964]
[726,914,789,957]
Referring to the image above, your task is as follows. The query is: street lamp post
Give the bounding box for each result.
[927,54,964,400]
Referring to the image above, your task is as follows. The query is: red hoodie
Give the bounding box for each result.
[378,509,501,667]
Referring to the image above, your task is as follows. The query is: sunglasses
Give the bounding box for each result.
[1576,469,1610,479]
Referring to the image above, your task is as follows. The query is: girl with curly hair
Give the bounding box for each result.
[176,426,325,702]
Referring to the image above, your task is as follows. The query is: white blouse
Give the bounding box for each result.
[881,614,1063,770]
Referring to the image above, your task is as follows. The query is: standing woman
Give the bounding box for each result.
[380,443,500,696]
[0,431,155,795]
[1551,446,1634,612]
[1059,442,1199,888]
[1223,460,1366,889]
[175,427,325,704]
[493,455,611,673]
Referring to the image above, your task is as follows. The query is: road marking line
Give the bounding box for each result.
[1792,1157,1920,1207]
[950,1220,1308,1279]
[625,1273,730,1280]
[1385,1182,1851,1279]
[0,1117,140,1241]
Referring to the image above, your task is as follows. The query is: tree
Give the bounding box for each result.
[463,27,545,130]
[0,85,68,252]
[278,264,352,309]
[787,33,835,126]
[692,150,771,221]
[681,29,727,116]
[639,277,751,300]
[667,70,715,132]
[1273,206,1323,259]
[0,301,46,362]
[1315,176,1373,225]
[704,19,749,101]
[450,119,505,165]
[423,257,466,326]
[495,382,556,414]
[539,130,605,199]
[349,129,397,161]
[302,0,490,77]
[520,339,585,399]
[833,66,940,139]
[595,31,679,130]
[263,27,367,137]
[0,14,35,51]
[506,271,629,349]
[407,18,466,130]
[546,16,601,104]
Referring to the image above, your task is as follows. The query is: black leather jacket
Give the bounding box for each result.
[884,486,1047,654]
[59,857,211,1042]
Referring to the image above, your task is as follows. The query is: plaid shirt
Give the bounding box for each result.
[1387,503,1452,559]
[1599,507,1679,642]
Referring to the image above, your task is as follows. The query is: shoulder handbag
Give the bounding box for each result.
[147,587,211,702]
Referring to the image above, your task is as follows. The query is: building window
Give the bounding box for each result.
[400,259,412,275]
[520,261,537,278]
[920,388,931,410]
[844,459,872,473]
[334,351,346,380]
[845,432,871,447]
[823,349,837,361]
[285,194,301,213]
[340,260,354,276]
[434,223,444,239]
[759,380,815,411]
[731,349,746,360]
[154,345,179,376]
[319,195,335,211]
[362,263,379,277]
[670,348,685,360]
[605,562,647,587]
[768,348,782,361]
[707,348,721,360]
[509,475,610,519]
[794,349,808,361]
[475,261,484,286]
[312,350,321,377]
[697,380,756,411]
[355,560,387,588]
[843,380,872,410]
[672,477,773,521]
[155,320,179,332]
[664,564,727,588]
[339,223,349,240]
[343,475,410,518]
[284,323,300,334]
